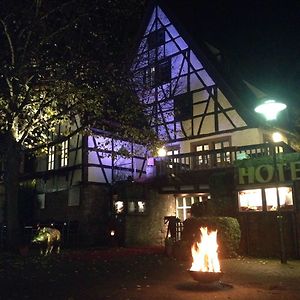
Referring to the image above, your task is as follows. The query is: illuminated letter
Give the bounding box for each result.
[277,164,285,182]
[290,161,300,180]
[238,167,254,184]
[255,165,273,183]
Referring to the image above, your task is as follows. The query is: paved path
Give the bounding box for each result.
[0,248,300,299]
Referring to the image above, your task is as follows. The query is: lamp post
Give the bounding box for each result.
[255,99,287,264]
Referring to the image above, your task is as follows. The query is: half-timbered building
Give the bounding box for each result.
[1,1,299,257]
[127,1,300,258]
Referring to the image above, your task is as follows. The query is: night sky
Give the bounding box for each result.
[140,0,300,107]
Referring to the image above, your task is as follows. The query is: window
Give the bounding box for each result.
[263,134,283,154]
[68,186,80,206]
[238,189,263,212]
[143,60,171,87]
[114,201,124,214]
[61,140,69,167]
[144,66,155,87]
[147,29,165,49]
[265,187,293,211]
[155,60,171,85]
[127,200,146,214]
[174,93,193,121]
[176,195,210,221]
[37,194,45,209]
[214,140,231,163]
[238,186,294,212]
[167,148,180,164]
[192,137,231,168]
[195,144,209,166]
[48,146,55,170]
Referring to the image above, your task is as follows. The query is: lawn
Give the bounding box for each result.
[1,247,300,300]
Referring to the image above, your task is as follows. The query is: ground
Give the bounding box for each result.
[1,247,300,300]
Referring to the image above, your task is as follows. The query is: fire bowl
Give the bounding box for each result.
[189,270,223,283]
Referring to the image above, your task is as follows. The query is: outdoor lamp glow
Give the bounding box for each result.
[254,100,287,121]
[272,132,283,143]
[158,147,167,157]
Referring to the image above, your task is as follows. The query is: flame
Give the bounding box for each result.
[190,227,221,273]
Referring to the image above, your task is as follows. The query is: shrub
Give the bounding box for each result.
[182,216,241,258]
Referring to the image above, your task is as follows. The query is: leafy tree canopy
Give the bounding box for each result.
[0,0,154,154]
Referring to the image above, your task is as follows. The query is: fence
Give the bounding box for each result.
[164,216,184,242]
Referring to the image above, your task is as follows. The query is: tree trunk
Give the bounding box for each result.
[3,132,21,250]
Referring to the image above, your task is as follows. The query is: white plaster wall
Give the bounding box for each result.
[176,128,264,154]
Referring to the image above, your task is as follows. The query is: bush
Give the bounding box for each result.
[182,216,241,258]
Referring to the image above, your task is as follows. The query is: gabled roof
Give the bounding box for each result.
[137,0,290,129]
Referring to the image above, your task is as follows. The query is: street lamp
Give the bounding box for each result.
[254,99,286,121]
[255,99,287,264]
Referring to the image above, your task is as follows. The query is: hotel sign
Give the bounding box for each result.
[237,161,300,185]
[235,152,300,185]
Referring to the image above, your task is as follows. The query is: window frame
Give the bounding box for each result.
[238,185,294,213]
[143,59,171,88]
[176,194,210,221]
[127,199,147,215]
[147,29,165,50]
[174,93,193,122]
[60,140,69,168]
[47,145,55,170]
[191,136,232,168]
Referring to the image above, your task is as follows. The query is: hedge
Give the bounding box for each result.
[182,216,241,258]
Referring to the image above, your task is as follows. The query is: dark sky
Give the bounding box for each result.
[141,0,300,107]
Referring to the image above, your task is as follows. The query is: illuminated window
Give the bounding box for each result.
[238,189,263,212]
[127,200,146,214]
[137,201,146,213]
[265,187,293,211]
[48,146,55,170]
[192,137,231,168]
[61,140,69,167]
[214,140,231,163]
[114,201,124,214]
[195,144,209,166]
[238,187,294,212]
[167,148,180,166]
[176,196,209,221]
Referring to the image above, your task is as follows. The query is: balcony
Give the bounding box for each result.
[154,142,295,177]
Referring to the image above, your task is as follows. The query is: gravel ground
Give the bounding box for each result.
[0,247,300,300]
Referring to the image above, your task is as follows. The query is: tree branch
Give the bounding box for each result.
[0,18,15,66]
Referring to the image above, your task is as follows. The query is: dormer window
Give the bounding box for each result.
[147,29,165,50]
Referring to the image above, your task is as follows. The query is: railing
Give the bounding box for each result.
[164,216,183,242]
[155,142,295,176]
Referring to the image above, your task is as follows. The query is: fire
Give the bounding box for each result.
[190,227,221,273]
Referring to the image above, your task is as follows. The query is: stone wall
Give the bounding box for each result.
[37,183,110,245]
[80,183,110,245]
[125,190,175,246]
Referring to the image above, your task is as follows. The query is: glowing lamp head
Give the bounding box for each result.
[157,147,167,157]
[254,100,286,121]
[272,132,283,143]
